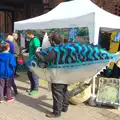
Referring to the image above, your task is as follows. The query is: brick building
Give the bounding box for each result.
[0,0,64,37]
[91,0,120,16]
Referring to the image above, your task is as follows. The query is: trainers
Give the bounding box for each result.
[7,97,14,102]
[26,89,32,93]
[4,96,7,99]
[14,91,19,96]
[29,90,38,95]
[46,112,60,118]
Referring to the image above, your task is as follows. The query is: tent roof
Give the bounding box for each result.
[14,0,120,30]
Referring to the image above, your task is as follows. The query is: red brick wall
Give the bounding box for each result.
[91,0,120,16]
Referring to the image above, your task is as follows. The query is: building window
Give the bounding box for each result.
[114,4,120,16]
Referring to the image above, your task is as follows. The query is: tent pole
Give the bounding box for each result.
[88,25,100,45]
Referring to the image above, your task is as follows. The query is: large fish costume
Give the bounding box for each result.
[27,41,119,84]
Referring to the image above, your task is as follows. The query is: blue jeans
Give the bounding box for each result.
[27,69,38,91]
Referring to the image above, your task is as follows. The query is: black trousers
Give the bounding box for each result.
[51,83,68,116]
[11,78,18,93]
[15,56,18,74]
[0,78,12,100]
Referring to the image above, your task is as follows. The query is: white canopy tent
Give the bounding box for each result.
[14,0,120,45]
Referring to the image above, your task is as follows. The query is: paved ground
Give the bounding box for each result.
[0,72,120,120]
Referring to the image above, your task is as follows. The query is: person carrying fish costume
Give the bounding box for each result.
[35,32,68,118]
[30,31,119,118]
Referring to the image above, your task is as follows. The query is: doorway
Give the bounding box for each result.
[0,10,13,39]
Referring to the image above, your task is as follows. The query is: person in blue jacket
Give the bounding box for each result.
[0,42,16,103]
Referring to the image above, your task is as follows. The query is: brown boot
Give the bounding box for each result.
[46,112,60,118]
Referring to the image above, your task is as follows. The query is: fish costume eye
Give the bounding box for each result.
[31,61,37,67]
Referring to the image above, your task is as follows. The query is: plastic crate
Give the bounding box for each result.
[96,77,120,109]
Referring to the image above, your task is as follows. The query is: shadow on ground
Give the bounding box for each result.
[15,72,120,119]
[17,85,48,91]
[15,93,53,114]
[15,72,48,91]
